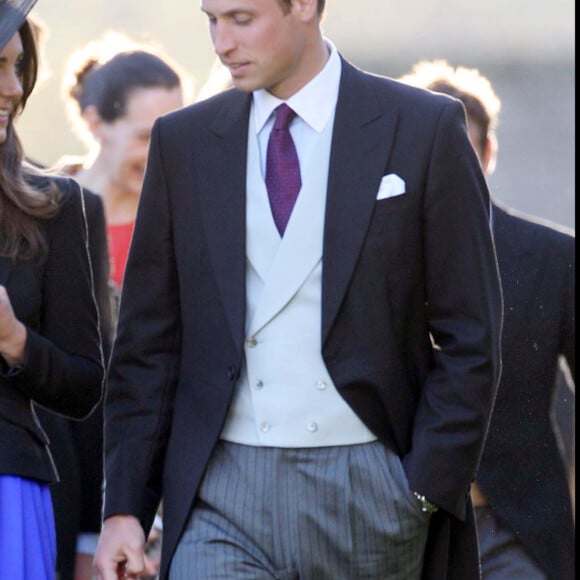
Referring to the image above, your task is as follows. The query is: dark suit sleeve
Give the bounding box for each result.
[103,119,181,531]
[403,101,503,519]
[9,178,104,419]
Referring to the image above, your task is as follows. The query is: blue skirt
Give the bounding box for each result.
[0,475,56,580]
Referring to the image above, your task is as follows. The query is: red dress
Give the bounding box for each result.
[107,221,135,288]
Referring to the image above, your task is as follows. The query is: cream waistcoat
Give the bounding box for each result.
[220,110,376,447]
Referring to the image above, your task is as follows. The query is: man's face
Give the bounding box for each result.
[201,0,310,99]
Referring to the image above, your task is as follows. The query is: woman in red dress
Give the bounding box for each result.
[50,31,187,580]
[59,31,187,295]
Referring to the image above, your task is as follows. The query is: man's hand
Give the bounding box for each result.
[74,552,95,580]
[94,515,158,580]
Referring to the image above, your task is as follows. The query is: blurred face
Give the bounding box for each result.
[466,115,495,175]
[466,120,485,165]
[97,86,183,196]
[0,33,24,144]
[202,0,314,99]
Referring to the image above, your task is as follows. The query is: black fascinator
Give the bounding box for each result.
[0,0,38,51]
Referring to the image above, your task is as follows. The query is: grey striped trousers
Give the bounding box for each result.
[170,440,430,579]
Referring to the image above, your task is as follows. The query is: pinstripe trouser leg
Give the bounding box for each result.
[170,440,430,579]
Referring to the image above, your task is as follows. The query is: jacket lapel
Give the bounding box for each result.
[194,63,401,349]
[198,91,252,350]
[322,59,400,345]
[248,161,327,336]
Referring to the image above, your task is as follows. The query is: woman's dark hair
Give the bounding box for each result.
[0,19,60,261]
[68,50,182,122]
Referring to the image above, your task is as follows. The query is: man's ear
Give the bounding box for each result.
[292,0,319,21]
[482,133,498,176]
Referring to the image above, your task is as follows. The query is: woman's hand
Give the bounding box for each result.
[0,285,27,367]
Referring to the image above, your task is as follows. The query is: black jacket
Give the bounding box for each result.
[477,202,575,579]
[0,174,104,483]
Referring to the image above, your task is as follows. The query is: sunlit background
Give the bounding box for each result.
[18,0,574,228]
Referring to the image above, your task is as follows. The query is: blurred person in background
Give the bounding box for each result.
[58,30,189,304]
[0,1,104,578]
[399,59,575,579]
[46,31,189,580]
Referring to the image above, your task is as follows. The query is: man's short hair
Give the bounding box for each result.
[399,60,501,151]
[278,0,326,15]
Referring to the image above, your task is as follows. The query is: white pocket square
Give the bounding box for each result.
[376,173,406,200]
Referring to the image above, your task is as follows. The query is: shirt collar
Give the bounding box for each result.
[253,38,341,135]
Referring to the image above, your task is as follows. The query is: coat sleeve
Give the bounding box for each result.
[10,178,104,419]
[403,100,503,519]
[103,119,181,532]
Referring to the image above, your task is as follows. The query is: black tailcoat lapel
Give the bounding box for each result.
[322,60,399,344]
[198,91,252,351]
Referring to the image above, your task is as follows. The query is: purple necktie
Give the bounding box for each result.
[266,104,302,235]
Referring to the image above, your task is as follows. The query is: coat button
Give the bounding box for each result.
[307,421,318,433]
[255,380,264,390]
[259,421,271,433]
[246,337,257,348]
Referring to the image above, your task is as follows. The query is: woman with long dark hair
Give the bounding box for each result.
[0,2,104,577]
